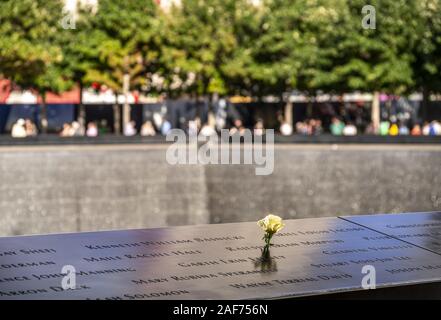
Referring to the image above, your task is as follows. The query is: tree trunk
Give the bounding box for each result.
[113,93,121,135]
[209,92,218,126]
[78,81,86,135]
[371,91,380,134]
[122,73,131,135]
[306,96,313,119]
[40,93,48,134]
[194,93,200,119]
[422,87,429,122]
[284,95,293,126]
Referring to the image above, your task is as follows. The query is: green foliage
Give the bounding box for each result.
[2,0,441,99]
[77,0,162,94]
[412,0,441,93]
[0,0,71,94]
[240,0,421,96]
[316,0,420,94]
[161,0,240,96]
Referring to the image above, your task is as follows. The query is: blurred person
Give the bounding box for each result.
[124,121,137,136]
[254,119,265,136]
[422,121,431,135]
[11,119,27,138]
[379,121,390,136]
[428,122,437,135]
[342,122,357,136]
[295,121,308,135]
[389,122,399,136]
[313,119,323,135]
[215,97,228,131]
[307,119,315,135]
[280,121,293,136]
[229,119,245,135]
[398,123,409,135]
[24,119,37,137]
[140,120,156,136]
[411,124,422,136]
[430,120,441,135]
[188,120,199,137]
[200,123,217,137]
[195,117,202,132]
[86,122,98,137]
[153,112,163,131]
[71,121,84,136]
[364,122,375,135]
[99,119,109,135]
[295,121,303,134]
[330,117,344,135]
[60,123,72,137]
[161,118,172,136]
[200,113,217,137]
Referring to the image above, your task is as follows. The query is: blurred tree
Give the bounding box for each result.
[412,0,441,120]
[0,0,72,132]
[228,0,343,124]
[220,0,265,97]
[2,0,441,132]
[79,0,162,133]
[161,0,239,107]
[310,0,420,131]
[58,3,99,132]
[230,0,423,128]
[315,0,418,92]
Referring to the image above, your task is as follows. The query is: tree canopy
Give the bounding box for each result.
[1,0,441,100]
[0,0,72,94]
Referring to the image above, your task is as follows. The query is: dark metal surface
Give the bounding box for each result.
[343,212,441,254]
[0,213,441,299]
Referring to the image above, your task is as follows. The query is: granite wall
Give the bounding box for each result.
[0,144,440,236]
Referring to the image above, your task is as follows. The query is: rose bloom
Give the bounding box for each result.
[257,214,285,234]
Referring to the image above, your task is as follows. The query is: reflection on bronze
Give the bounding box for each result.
[254,248,278,272]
